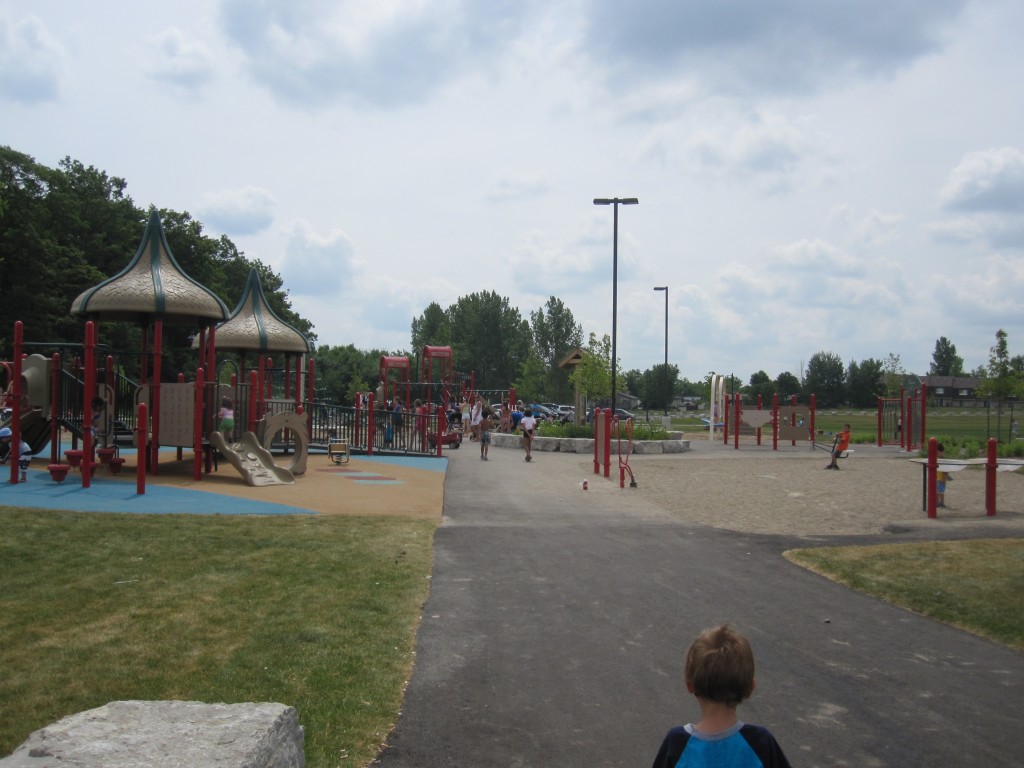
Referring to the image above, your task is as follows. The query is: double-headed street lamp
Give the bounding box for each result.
[653,285,668,415]
[593,197,638,416]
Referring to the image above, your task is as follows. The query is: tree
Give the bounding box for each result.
[570,332,612,408]
[410,302,451,352]
[641,363,679,411]
[976,329,1022,441]
[447,291,530,391]
[930,336,964,376]
[847,358,884,407]
[882,353,905,397]
[530,297,583,403]
[745,370,775,405]
[513,349,547,403]
[775,372,802,399]
[804,352,846,406]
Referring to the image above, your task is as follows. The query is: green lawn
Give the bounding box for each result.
[786,539,1024,651]
[0,509,436,768]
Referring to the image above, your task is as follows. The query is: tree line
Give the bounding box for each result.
[4,147,1019,411]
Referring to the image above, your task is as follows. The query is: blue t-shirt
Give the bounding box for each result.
[651,722,791,768]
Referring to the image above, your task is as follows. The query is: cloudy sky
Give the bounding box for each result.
[2,0,1022,383]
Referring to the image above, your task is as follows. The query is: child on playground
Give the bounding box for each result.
[218,397,234,437]
[650,624,792,768]
[480,409,493,460]
[825,423,851,469]
[0,426,33,481]
[936,442,951,508]
[519,407,537,462]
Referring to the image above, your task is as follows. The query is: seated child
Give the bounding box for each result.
[651,624,791,768]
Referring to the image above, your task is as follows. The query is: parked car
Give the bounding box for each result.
[614,408,635,420]
[529,404,558,421]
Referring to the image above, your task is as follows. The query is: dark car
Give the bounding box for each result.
[614,408,635,421]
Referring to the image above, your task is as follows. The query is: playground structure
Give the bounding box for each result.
[878,383,927,450]
[3,211,471,494]
[719,392,816,451]
[707,374,728,441]
[592,408,636,488]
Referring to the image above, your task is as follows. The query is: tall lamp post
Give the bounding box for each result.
[653,285,668,415]
[593,197,638,416]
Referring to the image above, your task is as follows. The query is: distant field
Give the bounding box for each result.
[670,405,1018,446]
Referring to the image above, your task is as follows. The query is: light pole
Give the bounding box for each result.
[654,286,668,415]
[593,197,638,416]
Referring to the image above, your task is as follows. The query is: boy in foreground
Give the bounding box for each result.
[651,625,791,768]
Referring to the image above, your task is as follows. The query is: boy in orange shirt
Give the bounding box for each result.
[825,423,851,469]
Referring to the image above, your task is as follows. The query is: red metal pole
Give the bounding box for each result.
[177,372,185,462]
[733,393,740,450]
[927,437,937,518]
[603,408,612,478]
[248,370,259,433]
[367,391,376,456]
[877,398,883,447]
[756,394,763,446]
[193,367,204,481]
[150,320,163,474]
[136,402,147,495]
[809,393,816,449]
[10,322,23,484]
[790,394,797,447]
[49,352,61,463]
[920,382,928,449]
[772,393,779,451]
[986,438,997,516]
[593,407,600,475]
[83,321,96,489]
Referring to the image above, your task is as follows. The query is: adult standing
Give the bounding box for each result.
[470,395,483,442]
[519,407,537,462]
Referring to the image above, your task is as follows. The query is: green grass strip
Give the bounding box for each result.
[785,539,1024,650]
[0,508,436,767]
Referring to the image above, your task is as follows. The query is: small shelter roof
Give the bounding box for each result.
[70,209,229,324]
[203,268,311,354]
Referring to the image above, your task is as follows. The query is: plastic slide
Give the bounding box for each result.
[0,410,53,455]
[208,431,295,486]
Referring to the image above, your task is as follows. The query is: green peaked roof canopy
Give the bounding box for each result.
[71,209,229,324]
[205,268,311,354]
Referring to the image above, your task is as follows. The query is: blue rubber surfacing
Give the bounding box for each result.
[0,455,447,516]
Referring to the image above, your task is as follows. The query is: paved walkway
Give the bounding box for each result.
[373,444,1024,767]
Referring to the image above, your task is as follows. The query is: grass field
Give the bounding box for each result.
[786,539,1024,651]
[0,509,436,768]
[669,405,1022,455]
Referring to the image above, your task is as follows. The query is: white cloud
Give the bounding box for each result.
[143,27,216,91]
[0,14,64,104]
[939,146,1024,213]
[199,186,276,236]
[484,171,549,202]
[277,220,357,297]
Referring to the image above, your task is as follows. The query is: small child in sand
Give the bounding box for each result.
[650,624,792,768]
[936,442,951,508]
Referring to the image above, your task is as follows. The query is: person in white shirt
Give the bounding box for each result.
[519,408,537,462]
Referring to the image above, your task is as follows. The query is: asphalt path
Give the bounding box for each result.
[373,447,1024,767]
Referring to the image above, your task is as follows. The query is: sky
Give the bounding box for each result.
[2,0,1022,384]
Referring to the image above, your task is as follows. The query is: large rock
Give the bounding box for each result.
[0,700,304,768]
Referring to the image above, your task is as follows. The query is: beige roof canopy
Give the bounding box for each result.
[71,209,228,324]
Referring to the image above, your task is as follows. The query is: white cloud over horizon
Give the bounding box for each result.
[1,0,1022,384]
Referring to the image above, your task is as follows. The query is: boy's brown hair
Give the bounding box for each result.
[685,625,756,707]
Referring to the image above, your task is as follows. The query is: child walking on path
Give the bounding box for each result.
[519,408,537,462]
[480,411,493,460]
[650,624,792,768]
